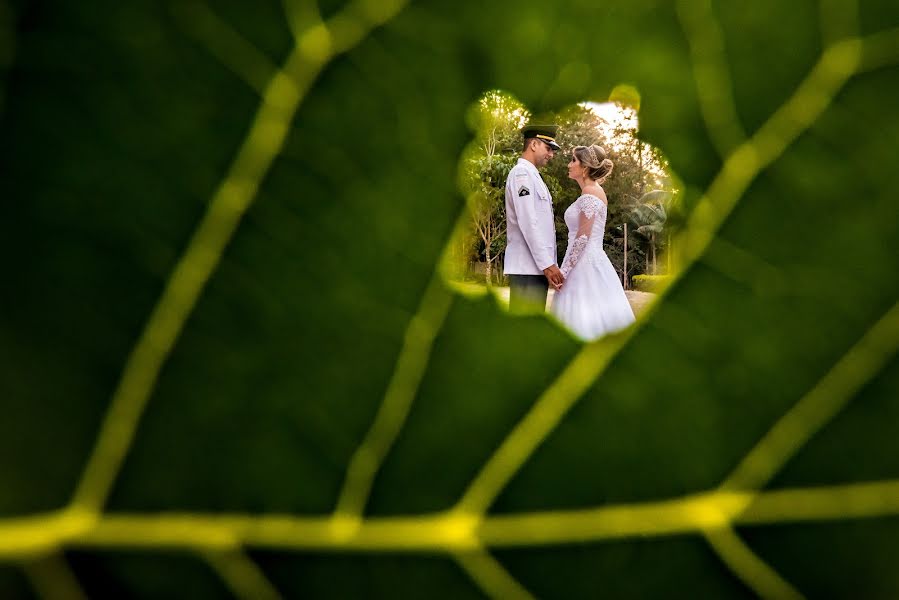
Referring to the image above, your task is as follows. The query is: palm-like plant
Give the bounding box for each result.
[630,190,673,274]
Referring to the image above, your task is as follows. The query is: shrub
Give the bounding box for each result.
[632,274,670,293]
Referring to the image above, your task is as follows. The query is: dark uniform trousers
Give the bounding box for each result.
[508,274,549,314]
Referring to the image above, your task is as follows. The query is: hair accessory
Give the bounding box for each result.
[587,145,599,165]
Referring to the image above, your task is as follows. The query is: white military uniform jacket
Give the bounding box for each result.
[503,158,557,275]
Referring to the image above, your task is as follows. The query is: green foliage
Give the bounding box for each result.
[632,274,671,293]
[2,1,899,599]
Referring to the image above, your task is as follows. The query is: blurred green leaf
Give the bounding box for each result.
[2,0,899,598]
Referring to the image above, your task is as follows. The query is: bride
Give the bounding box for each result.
[550,144,636,340]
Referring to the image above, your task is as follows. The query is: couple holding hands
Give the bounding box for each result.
[504,124,635,341]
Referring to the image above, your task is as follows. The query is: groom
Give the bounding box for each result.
[503,124,564,314]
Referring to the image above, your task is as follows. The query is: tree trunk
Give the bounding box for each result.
[667,233,672,274]
[651,232,657,275]
[623,222,628,289]
[637,139,645,196]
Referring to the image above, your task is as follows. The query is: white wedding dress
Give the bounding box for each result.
[550,193,636,340]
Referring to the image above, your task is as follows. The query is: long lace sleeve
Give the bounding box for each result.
[560,195,602,277]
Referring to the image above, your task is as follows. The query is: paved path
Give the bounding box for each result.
[492,286,656,316]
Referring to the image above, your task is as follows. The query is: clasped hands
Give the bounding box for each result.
[543,265,565,291]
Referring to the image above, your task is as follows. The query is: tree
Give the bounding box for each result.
[460,92,529,284]
[464,153,515,284]
[630,190,673,275]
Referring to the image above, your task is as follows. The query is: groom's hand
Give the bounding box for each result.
[543,265,565,290]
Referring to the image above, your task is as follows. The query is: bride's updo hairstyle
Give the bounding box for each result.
[574,144,614,183]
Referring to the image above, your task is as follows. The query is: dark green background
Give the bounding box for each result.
[2,0,898,597]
